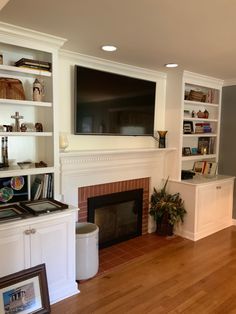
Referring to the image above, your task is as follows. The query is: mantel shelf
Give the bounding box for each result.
[60,147,176,157]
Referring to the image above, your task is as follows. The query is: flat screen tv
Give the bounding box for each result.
[74,65,156,136]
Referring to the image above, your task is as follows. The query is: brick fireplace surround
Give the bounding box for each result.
[60,148,174,233]
[78,178,150,235]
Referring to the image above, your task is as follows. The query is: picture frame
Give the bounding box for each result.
[0,204,30,222]
[183,121,193,134]
[191,147,198,155]
[20,198,68,216]
[0,176,28,205]
[182,147,191,156]
[193,161,206,174]
[0,264,50,314]
[203,162,217,177]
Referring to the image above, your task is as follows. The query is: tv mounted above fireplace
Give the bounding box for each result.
[74,65,156,136]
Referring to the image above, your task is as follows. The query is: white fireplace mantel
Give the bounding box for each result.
[59,147,176,207]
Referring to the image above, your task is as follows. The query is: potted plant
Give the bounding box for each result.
[149,178,186,236]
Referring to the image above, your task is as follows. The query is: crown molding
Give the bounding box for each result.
[183,70,224,89]
[223,79,236,87]
[0,22,67,51]
[59,49,166,81]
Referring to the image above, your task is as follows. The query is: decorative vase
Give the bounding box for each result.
[33,78,44,102]
[157,131,168,148]
[156,213,173,236]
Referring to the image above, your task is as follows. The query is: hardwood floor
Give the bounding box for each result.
[51,226,236,313]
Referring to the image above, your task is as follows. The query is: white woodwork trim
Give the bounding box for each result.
[60,148,175,234]
[232,219,236,225]
[223,79,236,87]
[0,22,66,51]
[60,49,166,81]
[183,71,224,89]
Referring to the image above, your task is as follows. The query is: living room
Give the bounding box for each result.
[1,1,236,313]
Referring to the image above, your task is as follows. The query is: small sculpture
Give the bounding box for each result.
[20,123,27,132]
[33,78,44,102]
[3,125,13,132]
[1,137,9,167]
[11,111,23,132]
[35,122,43,132]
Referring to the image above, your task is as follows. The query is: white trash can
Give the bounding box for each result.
[76,222,99,280]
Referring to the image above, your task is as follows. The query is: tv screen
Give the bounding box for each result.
[74,65,156,136]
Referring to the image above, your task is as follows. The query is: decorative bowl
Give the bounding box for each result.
[17,161,32,169]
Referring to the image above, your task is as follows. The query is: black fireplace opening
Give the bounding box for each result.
[88,189,143,248]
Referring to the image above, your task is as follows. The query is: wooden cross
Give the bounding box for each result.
[11,112,24,132]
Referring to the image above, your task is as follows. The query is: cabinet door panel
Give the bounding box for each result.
[215,181,233,221]
[0,226,30,276]
[29,215,76,301]
[197,185,216,232]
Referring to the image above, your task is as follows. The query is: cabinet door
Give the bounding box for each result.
[29,215,76,302]
[0,225,30,277]
[197,180,233,234]
[197,185,217,232]
[215,181,233,222]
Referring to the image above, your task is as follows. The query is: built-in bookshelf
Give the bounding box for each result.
[0,22,66,203]
[181,72,223,176]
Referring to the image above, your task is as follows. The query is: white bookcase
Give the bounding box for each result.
[181,71,223,175]
[0,22,66,199]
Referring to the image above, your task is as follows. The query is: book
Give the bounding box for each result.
[15,58,51,72]
[198,137,210,154]
[31,176,43,200]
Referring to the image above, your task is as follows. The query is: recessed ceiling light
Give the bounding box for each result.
[101,45,117,52]
[165,63,178,68]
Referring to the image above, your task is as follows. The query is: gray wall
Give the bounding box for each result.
[219,85,236,218]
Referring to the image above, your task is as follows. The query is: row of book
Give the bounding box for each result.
[31,173,53,200]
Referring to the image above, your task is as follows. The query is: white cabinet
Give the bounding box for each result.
[168,176,234,241]
[0,209,79,304]
[181,72,223,175]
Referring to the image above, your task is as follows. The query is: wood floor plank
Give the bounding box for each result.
[51,226,236,314]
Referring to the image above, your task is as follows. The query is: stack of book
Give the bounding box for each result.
[15,58,51,72]
[195,123,212,133]
[31,173,53,200]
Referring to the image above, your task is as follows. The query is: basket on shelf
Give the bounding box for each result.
[0,78,25,100]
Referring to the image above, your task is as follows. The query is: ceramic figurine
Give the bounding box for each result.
[33,78,44,101]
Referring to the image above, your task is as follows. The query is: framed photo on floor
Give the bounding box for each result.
[0,264,50,314]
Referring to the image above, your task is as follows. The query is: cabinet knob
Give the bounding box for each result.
[31,228,36,234]
[216,186,221,189]
[24,229,31,235]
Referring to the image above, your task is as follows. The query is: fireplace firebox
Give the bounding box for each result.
[88,189,143,248]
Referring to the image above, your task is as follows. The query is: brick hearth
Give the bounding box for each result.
[78,177,150,235]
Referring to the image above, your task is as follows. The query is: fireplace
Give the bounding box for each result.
[60,148,172,235]
[88,189,143,248]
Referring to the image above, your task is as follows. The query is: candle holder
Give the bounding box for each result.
[59,133,69,151]
[157,131,168,148]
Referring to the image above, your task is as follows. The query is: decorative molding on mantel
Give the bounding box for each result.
[60,147,176,207]
[60,148,175,174]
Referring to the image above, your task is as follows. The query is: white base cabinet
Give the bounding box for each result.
[0,208,79,304]
[168,175,234,241]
